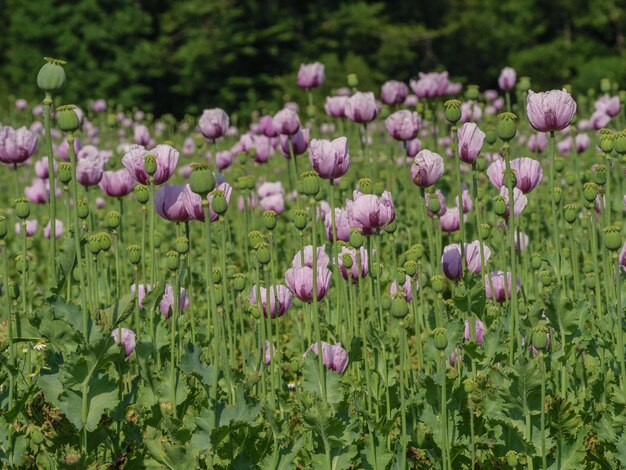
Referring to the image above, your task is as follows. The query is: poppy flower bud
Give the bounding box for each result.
[444,99,462,124]
[175,236,189,254]
[135,184,149,204]
[105,210,120,230]
[539,270,553,287]
[98,232,112,251]
[37,57,66,96]
[404,260,417,276]
[143,154,157,176]
[15,254,29,274]
[77,198,89,219]
[300,171,320,197]
[599,135,613,154]
[583,182,597,202]
[593,165,608,186]
[189,163,216,196]
[427,194,441,214]
[248,230,264,250]
[358,178,373,194]
[233,273,246,292]
[166,250,179,271]
[465,85,480,100]
[256,242,271,265]
[349,229,363,248]
[506,450,519,467]
[433,327,448,350]
[431,274,446,293]
[88,235,101,255]
[57,105,80,133]
[370,262,382,279]
[531,328,548,350]
[347,73,358,88]
[14,198,30,219]
[553,187,562,205]
[58,162,72,184]
[503,168,517,188]
[603,225,622,251]
[291,210,307,231]
[127,244,141,265]
[564,204,578,224]
[263,210,277,230]
[391,294,409,319]
[0,216,7,239]
[211,190,228,215]
[493,195,507,217]
[341,253,353,269]
[496,112,517,142]
[479,223,491,240]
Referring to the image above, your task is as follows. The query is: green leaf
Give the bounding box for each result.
[361,432,393,470]
[301,355,344,404]
[179,343,213,388]
[548,429,586,469]
[107,291,137,329]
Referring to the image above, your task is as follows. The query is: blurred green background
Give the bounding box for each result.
[1,0,624,118]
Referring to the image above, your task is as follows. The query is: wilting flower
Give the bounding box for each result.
[337,246,369,281]
[411,150,444,187]
[111,328,136,357]
[199,108,230,140]
[515,231,529,252]
[390,274,417,302]
[344,92,378,124]
[309,136,351,179]
[385,110,419,141]
[498,67,516,91]
[130,283,151,309]
[122,144,179,185]
[297,62,325,89]
[44,219,64,239]
[464,319,485,345]
[456,186,473,214]
[381,80,409,105]
[485,271,519,303]
[347,191,395,235]
[457,122,485,164]
[272,108,300,136]
[324,96,348,118]
[0,126,38,164]
[100,169,136,197]
[159,284,190,319]
[25,178,59,204]
[285,266,332,303]
[249,284,293,318]
[304,341,349,373]
[526,89,576,132]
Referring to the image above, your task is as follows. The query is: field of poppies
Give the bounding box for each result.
[0,58,625,469]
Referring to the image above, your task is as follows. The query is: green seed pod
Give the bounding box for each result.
[0,216,7,239]
[431,274,446,293]
[404,260,417,276]
[135,184,149,204]
[347,73,358,88]
[433,327,448,351]
[256,242,271,265]
[57,105,80,133]
[381,293,391,311]
[479,223,491,240]
[444,99,462,124]
[248,230,264,250]
[189,163,216,196]
[593,165,608,186]
[599,135,613,154]
[554,157,565,173]
[613,131,626,155]
[244,175,256,191]
[14,198,30,219]
[486,303,499,317]
[127,244,141,265]
[564,204,578,224]
[506,450,519,467]
[233,273,246,292]
[603,225,622,251]
[37,57,66,96]
[77,198,89,219]
[306,104,317,119]
[518,301,528,315]
[553,187,562,205]
[30,428,44,446]
[503,168,517,188]
[427,194,441,214]
[465,85,480,101]
[88,235,101,255]
[496,112,517,142]
[300,171,320,197]
[291,209,307,231]
[175,236,189,255]
[384,219,397,234]
[600,77,611,94]
[370,262,382,279]
[391,294,409,319]
[583,182,597,203]
[8,280,19,300]
[349,229,364,249]
[358,178,373,194]
[564,171,576,186]
[249,303,260,319]
[212,268,222,284]
[531,328,548,350]
[58,162,72,184]
[539,270,553,287]
[493,195,507,217]
[585,272,596,289]
[213,284,223,306]
[105,210,120,230]
[411,244,425,259]
[15,254,29,274]
[166,250,179,271]
[211,190,228,215]
[263,210,277,231]
[484,126,497,146]
[143,154,157,176]
[338,177,351,192]
[153,232,162,249]
[518,76,531,92]
[341,253,353,269]
[463,378,475,393]
[98,232,112,251]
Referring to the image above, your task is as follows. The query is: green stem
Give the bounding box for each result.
[43,95,57,285]
[310,200,327,402]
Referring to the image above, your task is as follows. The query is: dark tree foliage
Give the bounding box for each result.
[2,0,624,118]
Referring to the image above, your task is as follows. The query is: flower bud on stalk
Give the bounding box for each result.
[583,182,597,203]
[212,268,222,284]
[349,228,363,249]
[58,162,72,184]
[233,273,246,292]
[166,250,179,272]
[14,198,30,219]
[211,190,228,215]
[564,204,578,224]
[256,242,271,265]
[175,236,189,254]
[127,244,141,265]
[77,198,89,219]
[189,163,216,196]
[496,112,517,142]
[37,57,66,96]
[98,232,112,252]
[0,216,7,239]
[444,99,462,125]
[143,154,157,176]
[105,210,120,230]
[88,235,101,255]
[57,105,80,133]
[291,210,307,231]
[431,274,446,293]
[248,230,264,250]
[135,185,149,205]
[263,210,277,230]
[433,327,448,350]
[391,293,409,319]
[603,225,622,251]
